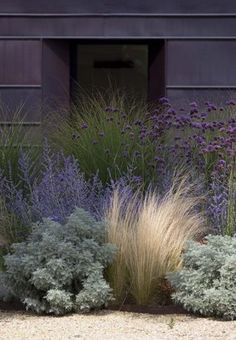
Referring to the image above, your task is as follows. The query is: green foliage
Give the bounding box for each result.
[0,106,41,184]
[50,91,156,184]
[225,160,236,236]
[0,198,26,245]
[2,208,116,315]
[168,235,236,320]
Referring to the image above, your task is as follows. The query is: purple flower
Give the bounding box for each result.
[134,119,142,126]
[159,97,169,104]
[112,108,119,113]
[216,159,226,169]
[190,101,198,108]
[226,99,236,106]
[167,108,177,115]
[105,106,113,112]
[81,123,88,129]
[190,108,198,115]
[191,122,202,129]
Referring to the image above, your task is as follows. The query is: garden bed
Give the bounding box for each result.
[0,94,235,323]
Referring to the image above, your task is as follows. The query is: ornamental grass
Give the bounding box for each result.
[106,176,206,305]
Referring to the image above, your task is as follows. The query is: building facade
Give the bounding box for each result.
[0,0,236,124]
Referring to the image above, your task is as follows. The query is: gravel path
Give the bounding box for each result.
[0,310,236,340]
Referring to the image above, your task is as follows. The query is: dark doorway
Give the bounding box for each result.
[70,40,165,103]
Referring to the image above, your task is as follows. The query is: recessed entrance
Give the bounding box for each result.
[70,40,165,102]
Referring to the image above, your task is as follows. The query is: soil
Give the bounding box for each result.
[0,300,25,312]
[108,303,189,315]
[0,299,188,316]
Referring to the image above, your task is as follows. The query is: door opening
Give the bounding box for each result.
[70,40,165,103]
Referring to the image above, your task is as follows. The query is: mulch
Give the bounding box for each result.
[0,300,189,316]
[0,300,25,312]
[108,304,189,315]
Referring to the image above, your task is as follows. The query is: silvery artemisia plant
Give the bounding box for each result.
[3,208,116,315]
[168,235,236,320]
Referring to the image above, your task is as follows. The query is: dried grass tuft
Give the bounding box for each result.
[106,176,206,305]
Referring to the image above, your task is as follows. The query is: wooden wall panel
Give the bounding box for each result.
[0,39,42,122]
[0,40,41,84]
[1,17,236,38]
[167,41,236,86]
[0,88,42,122]
[0,0,236,14]
[42,40,70,109]
[166,88,236,106]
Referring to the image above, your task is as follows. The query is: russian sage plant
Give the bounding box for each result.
[3,208,116,315]
[0,144,105,235]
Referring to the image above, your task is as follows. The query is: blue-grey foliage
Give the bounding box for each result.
[168,235,236,320]
[3,208,116,315]
[0,142,140,244]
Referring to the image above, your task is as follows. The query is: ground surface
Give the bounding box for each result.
[0,309,236,340]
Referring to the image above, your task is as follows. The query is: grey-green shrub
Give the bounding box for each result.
[0,272,12,300]
[2,208,116,315]
[168,235,236,320]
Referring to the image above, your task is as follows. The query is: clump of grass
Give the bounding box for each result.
[49,91,152,183]
[225,155,236,236]
[0,104,41,184]
[106,176,206,305]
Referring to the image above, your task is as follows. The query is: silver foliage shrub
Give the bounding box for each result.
[168,235,236,320]
[0,272,13,300]
[3,208,116,315]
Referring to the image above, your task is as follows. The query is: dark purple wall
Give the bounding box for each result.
[42,40,70,110]
[0,17,236,38]
[0,40,42,122]
[0,40,41,84]
[0,0,236,120]
[0,0,236,13]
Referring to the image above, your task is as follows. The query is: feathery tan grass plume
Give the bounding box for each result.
[106,176,206,305]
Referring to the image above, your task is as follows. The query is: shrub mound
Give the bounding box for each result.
[168,235,236,320]
[2,208,116,315]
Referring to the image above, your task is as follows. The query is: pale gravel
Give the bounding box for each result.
[0,310,236,340]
